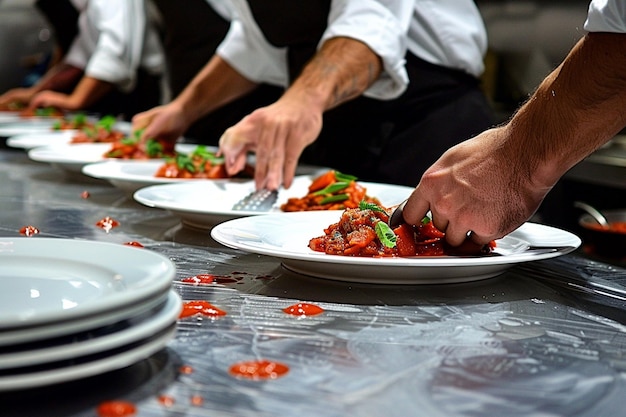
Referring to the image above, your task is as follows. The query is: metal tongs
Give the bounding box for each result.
[232,189,278,212]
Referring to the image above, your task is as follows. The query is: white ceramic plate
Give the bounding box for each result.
[0,118,69,136]
[210,211,582,284]
[27,142,196,173]
[133,177,414,229]
[0,111,21,124]
[6,131,76,149]
[0,324,176,391]
[81,145,223,193]
[0,290,181,369]
[0,290,169,347]
[0,237,175,329]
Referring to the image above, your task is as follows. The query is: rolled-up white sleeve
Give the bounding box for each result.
[585,0,626,33]
[66,0,146,92]
[322,0,414,100]
[216,1,288,87]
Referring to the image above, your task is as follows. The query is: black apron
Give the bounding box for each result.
[247,1,495,186]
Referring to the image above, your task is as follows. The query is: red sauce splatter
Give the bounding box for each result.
[190,395,204,406]
[123,241,144,248]
[179,300,227,318]
[158,395,175,407]
[81,190,90,199]
[179,365,194,374]
[181,274,242,285]
[96,401,136,417]
[229,360,289,380]
[19,225,39,236]
[96,216,120,232]
[282,302,324,317]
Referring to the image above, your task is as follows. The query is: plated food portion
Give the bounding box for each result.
[133,173,413,228]
[309,201,495,258]
[210,210,581,284]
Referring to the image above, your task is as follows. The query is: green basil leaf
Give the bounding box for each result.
[320,194,349,205]
[375,221,397,248]
[146,139,163,157]
[52,120,61,130]
[359,200,386,214]
[96,115,116,131]
[421,216,431,225]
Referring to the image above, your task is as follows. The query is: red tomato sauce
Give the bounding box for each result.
[587,221,626,234]
[179,300,227,318]
[96,401,136,417]
[19,225,39,236]
[228,359,289,380]
[96,216,120,232]
[282,303,325,317]
[309,207,494,257]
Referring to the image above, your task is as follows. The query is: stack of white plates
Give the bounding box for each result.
[0,237,180,391]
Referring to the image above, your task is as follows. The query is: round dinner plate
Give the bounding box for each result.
[28,142,197,174]
[81,145,222,193]
[0,237,175,329]
[6,131,76,149]
[0,119,68,137]
[0,324,176,392]
[0,290,181,369]
[210,211,582,284]
[134,177,414,229]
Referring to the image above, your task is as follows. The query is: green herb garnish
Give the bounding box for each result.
[334,171,357,182]
[359,200,386,214]
[145,139,163,157]
[375,222,397,248]
[313,181,350,196]
[320,194,349,205]
[96,115,117,132]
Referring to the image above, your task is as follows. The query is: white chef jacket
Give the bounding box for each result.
[216,0,487,100]
[64,0,164,93]
[585,0,626,32]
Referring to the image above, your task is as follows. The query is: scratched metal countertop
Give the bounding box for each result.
[1,147,625,417]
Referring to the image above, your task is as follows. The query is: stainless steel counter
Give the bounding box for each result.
[1,147,626,417]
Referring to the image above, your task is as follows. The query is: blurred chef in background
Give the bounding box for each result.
[147,0,282,143]
[133,0,495,190]
[0,0,164,121]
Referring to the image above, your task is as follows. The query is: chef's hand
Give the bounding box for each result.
[132,102,188,144]
[401,127,551,246]
[29,91,79,111]
[0,88,35,108]
[219,96,322,190]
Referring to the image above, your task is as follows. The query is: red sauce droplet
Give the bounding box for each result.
[282,302,324,317]
[179,300,227,318]
[158,395,175,407]
[229,360,289,380]
[181,274,242,285]
[96,216,120,232]
[81,190,90,199]
[96,401,136,417]
[123,241,144,248]
[179,365,194,374]
[19,225,40,237]
[190,395,204,406]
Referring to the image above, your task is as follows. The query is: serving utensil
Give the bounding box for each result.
[232,189,278,212]
[574,201,609,229]
[388,199,407,228]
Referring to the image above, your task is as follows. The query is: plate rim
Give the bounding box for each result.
[0,237,176,329]
[0,291,181,369]
[209,211,581,283]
